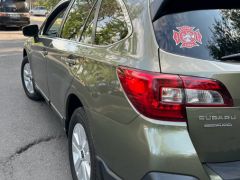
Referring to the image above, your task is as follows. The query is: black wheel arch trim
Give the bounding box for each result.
[96,156,122,180]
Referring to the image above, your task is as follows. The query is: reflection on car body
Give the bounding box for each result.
[21,0,240,179]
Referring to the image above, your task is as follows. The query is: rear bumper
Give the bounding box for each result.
[98,156,198,180]
[98,159,198,180]
[86,108,210,179]
[207,161,240,180]
[0,16,30,27]
[142,172,198,180]
[87,107,240,180]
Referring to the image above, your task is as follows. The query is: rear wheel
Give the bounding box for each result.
[68,108,97,180]
[21,56,42,101]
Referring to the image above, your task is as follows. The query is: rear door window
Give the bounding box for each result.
[153,10,240,60]
[61,0,96,41]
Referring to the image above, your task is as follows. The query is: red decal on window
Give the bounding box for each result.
[173,26,202,48]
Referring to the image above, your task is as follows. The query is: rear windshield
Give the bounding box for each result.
[153,10,240,60]
[0,0,28,12]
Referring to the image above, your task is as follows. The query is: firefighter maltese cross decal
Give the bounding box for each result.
[173,26,202,48]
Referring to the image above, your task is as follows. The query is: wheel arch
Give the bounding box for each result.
[65,93,84,135]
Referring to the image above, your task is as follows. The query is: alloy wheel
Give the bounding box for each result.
[72,123,91,180]
[23,63,34,94]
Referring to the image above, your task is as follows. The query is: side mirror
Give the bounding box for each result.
[22,25,39,37]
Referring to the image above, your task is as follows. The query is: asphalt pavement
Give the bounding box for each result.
[0,18,72,180]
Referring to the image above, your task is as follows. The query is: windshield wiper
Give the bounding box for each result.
[220,53,240,61]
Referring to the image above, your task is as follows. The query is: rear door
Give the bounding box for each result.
[46,0,97,116]
[152,3,240,162]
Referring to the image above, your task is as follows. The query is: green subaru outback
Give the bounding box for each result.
[21,0,240,179]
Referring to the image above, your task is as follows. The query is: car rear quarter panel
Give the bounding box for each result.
[85,111,209,179]
[65,0,160,124]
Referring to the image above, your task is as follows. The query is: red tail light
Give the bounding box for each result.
[117,66,233,122]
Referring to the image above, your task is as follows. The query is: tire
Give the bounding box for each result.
[21,56,43,101]
[68,108,98,180]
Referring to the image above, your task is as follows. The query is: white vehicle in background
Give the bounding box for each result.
[30,6,48,16]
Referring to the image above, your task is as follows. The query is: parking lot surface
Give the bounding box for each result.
[0,19,72,180]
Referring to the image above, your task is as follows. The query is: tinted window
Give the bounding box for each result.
[44,9,66,38]
[0,0,28,12]
[61,0,95,41]
[153,10,240,60]
[80,4,96,44]
[95,0,128,45]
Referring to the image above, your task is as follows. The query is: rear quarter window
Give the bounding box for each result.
[94,0,129,45]
[153,10,240,60]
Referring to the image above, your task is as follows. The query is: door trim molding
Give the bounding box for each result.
[35,83,50,102]
[35,83,65,121]
[50,102,65,120]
